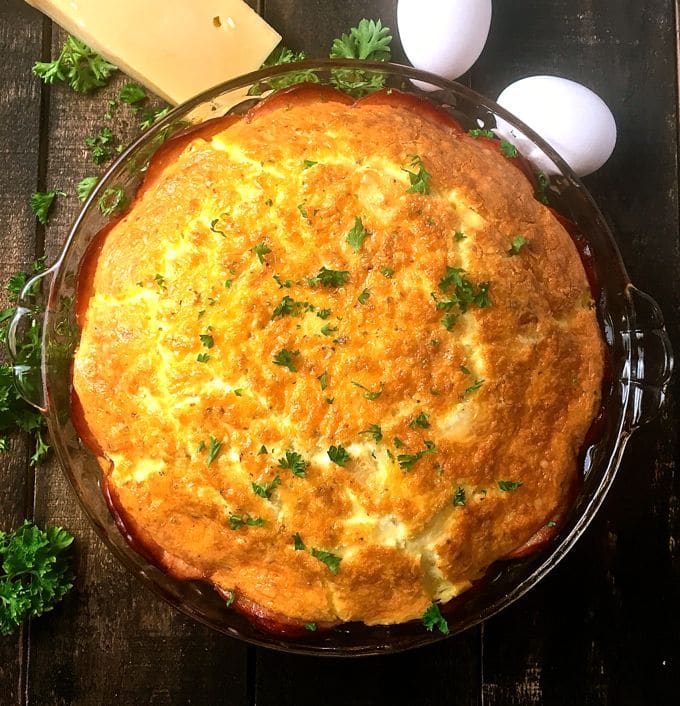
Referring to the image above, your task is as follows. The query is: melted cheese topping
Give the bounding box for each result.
[73,92,604,627]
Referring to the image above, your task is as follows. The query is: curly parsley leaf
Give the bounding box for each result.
[251,241,272,264]
[359,424,383,444]
[229,515,265,530]
[305,622,317,631]
[252,475,281,499]
[30,191,62,225]
[248,45,320,95]
[278,450,309,478]
[273,349,299,372]
[205,436,223,465]
[500,139,518,158]
[293,533,306,551]
[0,521,74,636]
[422,602,449,635]
[434,266,491,331]
[403,155,432,195]
[119,82,147,105]
[310,548,342,575]
[327,445,351,467]
[498,480,523,492]
[398,440,436,472]
[85,126,118,165]
[76,176,98,203]
[509,235,528,255]
[346,217,370,252]
[98,186,127,217]
[468,128,495,139]
[409,412,431,429]
[308,266,350,288]
[33,36,117,93]
[330,19,393,96]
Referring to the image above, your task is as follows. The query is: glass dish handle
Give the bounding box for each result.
[7,266,57,414]
[623,285,674,430]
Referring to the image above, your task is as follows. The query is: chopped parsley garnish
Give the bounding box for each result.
[33,36,117,93]
[273,349,299,372]
[468,128,494,139]
[327,445,351,467]
[272,295,308,319]
[119,82,147,104]
[209,218,226,237]
[98,186,127,217]
[393,437,404,448]
[351,381,384,400]
[547,521,557,528]
[346,216,370,252]
[30,190,62,225]
[360,424,383,443]
[397,440,436,472]
[229,515,265,530]
[500,139,518,158]
[453,487,466,506]
[233,388,243,396]
[277,450,309,477]
[463,379,484,396]
[196,353,210,363]
[251,241,271,263]
[498,480,523,492]
[320,323,338,336]
[297,203,308,219]
[206,436,222,465]
[310,548,342,575]
[535,170,550,204]
[403,155,432,194]
[224,279,233,288]
[358,289,370,304]
[273,274,293,288]
[422,602,449,635]
[85,126,117,165]
[316,308,332,319]
[258,445,268,455]
[303,159,318,169]
[197,441,206,453]
[251,475,281,499]
[454,230,467,242]
[225,590,236,607]
[197,309,205,319]
[409,412,431,429]
[309,266,350,288]
[154,273,166,290]
[380,266,394,278]
[304,622,317,631]
[434,266,491,330]
[293,533,306,550]
[509,235,528,254]
[318,372,328,390]
[76,176,98,202]
[200,333,214,348]
[460,365,471,375]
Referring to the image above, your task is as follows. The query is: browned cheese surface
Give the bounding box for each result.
[72,91,604,626]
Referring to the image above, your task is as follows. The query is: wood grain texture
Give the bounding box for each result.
[0,2,44,704]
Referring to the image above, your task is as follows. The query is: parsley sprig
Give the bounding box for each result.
[252,476,281,499]
[397,440,436,472]
[434,267,491,331]
[422,602,449,635]
[403,155,432,195]
[33,36,117,93]
[278,450,309,477]
[273,349,300,372]
[308,266,350,288]
[327,445,351,467]
[0,521,74,636]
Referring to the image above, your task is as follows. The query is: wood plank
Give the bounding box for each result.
[0,1,45,703]
[474,1,680,704]
[25,25,249,706]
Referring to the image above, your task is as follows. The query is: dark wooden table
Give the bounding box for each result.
[1,1,678,704]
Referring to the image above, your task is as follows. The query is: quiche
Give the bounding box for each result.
[73,86,604,630]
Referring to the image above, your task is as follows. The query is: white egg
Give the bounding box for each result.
[495,76,617,177]
[398,0,492,81]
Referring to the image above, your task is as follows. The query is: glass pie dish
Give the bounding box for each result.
[7,60,673,656]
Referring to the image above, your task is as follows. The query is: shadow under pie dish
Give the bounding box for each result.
[9,61,672,655]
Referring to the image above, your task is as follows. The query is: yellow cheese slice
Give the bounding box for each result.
[25,0,282,105]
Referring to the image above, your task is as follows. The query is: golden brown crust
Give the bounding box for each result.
[73,90,604,626]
